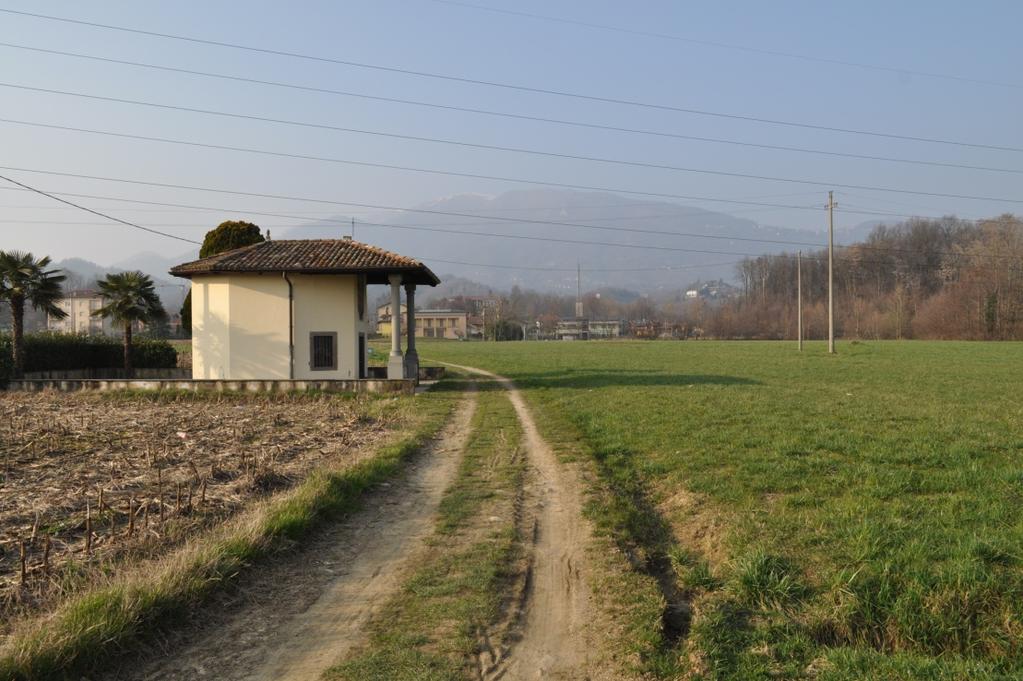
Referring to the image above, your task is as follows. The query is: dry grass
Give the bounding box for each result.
[0,389,402,623]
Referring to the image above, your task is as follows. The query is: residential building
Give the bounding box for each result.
[375,302,407,336]
[417,309,469,339]
[378,305,468,339]
[47,290,115,335]
[408,295,498,339]
[171,239,439,380]
[589,320,624,338]
[556,318,589,341]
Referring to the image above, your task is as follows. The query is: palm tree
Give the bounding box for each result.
[93,271,167,376]
[0,251,67,378]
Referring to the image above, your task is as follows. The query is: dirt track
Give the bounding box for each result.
[445,364,595,681]
[115,368,598,680]
[115,390,477,681]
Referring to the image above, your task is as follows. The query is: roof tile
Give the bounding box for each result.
[170,239,439,285]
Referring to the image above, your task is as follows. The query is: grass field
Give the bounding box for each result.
[416,339,1023,680]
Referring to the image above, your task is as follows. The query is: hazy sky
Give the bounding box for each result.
[2,0,1021,267]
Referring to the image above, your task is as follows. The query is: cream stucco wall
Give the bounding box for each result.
[191,273,368,380]
[192,278,233,379]
[291,274,362,380]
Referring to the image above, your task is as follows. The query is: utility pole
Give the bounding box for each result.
[827,191,836,354]
[351,217,355,239]
[797,250,803,352]
[575,262,584,319]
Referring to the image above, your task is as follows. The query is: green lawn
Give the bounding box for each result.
[416,339,1023,680]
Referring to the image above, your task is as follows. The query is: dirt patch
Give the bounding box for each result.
[657,488,730,569]
[109,389,478,681]
[0,391,397,625]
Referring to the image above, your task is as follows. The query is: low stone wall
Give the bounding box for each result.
[4,378,417,395]
[366,366,446,380]
[23,368,191,380]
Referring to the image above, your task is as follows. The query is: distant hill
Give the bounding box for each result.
[285,189,838,293]
[111,249,198,281]
[54,254,191,313]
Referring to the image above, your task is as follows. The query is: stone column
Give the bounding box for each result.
[404,283,419,380]
[387,274,404,379]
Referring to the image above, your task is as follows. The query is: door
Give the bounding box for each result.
[358,333,366,378]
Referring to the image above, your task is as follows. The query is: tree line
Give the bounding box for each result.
[713,214,1023,340]
[427,214,1023,341]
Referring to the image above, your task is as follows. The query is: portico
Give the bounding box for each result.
[384,274,421,380]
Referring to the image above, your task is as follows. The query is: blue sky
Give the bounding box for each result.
[1,0,1021,266]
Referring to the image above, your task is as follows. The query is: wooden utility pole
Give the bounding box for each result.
[827,191,836,354]
[797,250,803,351]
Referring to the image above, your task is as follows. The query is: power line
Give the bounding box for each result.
[4,110,1023,207]
[0,183,818,230]
[0,178,780,259]
[3,121,844,246]
[0,201,816,229]
[1,8,1021,153]
[0,166,917,258]
[3,45,1020,176]
[0,182,971,227]
[425,0,1023,91]
[3,174,1014,269]
[3,176,1016,268]
[411,255,744,274]
[0,176,748,273]
[309,218,778,258]
[0,164,843,219]
[0,173,201,245]
[0,179,758,261]
[3,166,1011,264]
[358,218,1022,270]
[0,110,844,215]
[0,185,823,216]
[0,166,797,254]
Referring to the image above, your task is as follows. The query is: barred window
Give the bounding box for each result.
[309,332,337,371]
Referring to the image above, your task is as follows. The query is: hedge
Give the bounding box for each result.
[0,333,178,377]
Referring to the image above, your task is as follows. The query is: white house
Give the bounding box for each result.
[48,290,116,335]
[170,238,439,381]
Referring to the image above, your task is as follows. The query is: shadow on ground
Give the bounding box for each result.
[429,370,759,393]
[516,369,761,390]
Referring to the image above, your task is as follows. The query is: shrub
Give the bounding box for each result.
[0,333,178,373]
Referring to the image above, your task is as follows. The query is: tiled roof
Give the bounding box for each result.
[170,239,440,285]
[63,289,101,299]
